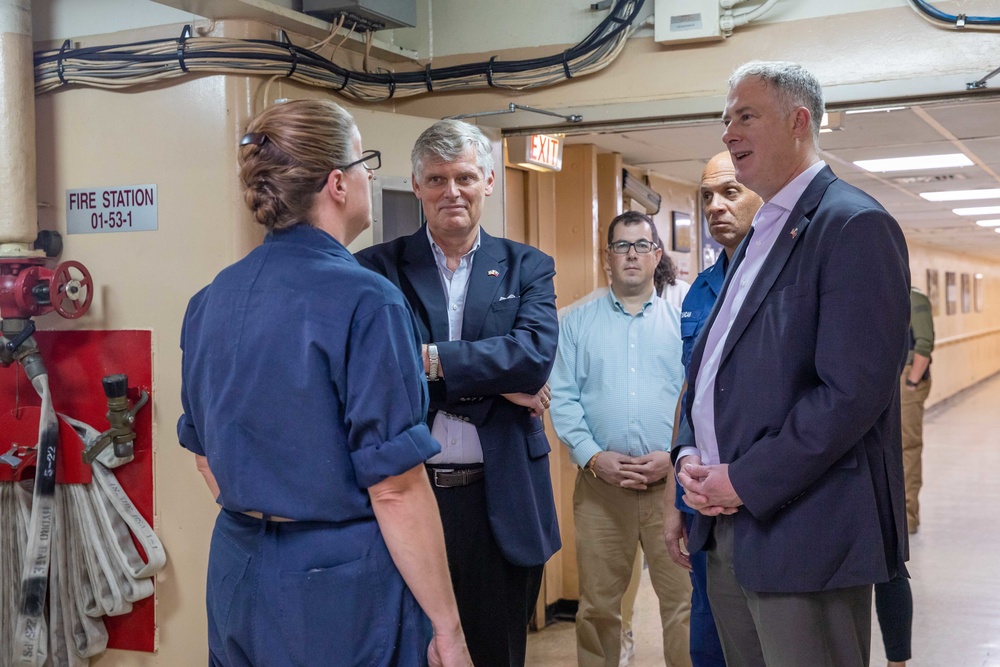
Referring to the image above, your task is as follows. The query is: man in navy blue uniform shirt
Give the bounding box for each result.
[664,151,761,667]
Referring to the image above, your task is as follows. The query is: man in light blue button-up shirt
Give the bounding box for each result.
[551,211,692,667]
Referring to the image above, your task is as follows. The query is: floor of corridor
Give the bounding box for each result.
[525,372,1000,667]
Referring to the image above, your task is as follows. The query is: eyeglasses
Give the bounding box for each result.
[335,149,381,173]
[316,150,381,191]
[608,240,658,254]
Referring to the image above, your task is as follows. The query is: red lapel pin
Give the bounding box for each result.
[487,269,499,277]
[790,228,798,239]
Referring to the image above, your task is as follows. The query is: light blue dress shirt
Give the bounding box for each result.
[684,161,827,466]
[426,226,485,464]
[550,289,684,469]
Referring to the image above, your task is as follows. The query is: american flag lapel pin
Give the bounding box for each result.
[487,269,499,277]
[790,227,798,239]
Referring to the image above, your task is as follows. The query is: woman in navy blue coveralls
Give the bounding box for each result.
[177,100,472,667]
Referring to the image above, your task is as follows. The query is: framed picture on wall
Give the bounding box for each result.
[926,269,939,316]
[671,211,691,253]
[945,271,957,315]
[975,273,985,312]
[961,273,972,313]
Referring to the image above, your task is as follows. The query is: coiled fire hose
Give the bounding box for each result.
[2,372,166,667]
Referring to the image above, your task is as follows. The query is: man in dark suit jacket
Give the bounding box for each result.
[672,61,911,666]
[356,119,560,667]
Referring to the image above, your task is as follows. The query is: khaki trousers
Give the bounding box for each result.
[900,366,931,532]
[574,472,692,667]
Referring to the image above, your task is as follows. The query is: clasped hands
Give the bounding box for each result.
[591,450,673,490]
[676,454,743,516]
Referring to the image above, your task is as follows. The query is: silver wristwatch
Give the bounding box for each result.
[427,343,440,381]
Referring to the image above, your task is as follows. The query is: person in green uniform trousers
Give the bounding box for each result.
[901,286,934,535]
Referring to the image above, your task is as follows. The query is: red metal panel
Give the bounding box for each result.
[0,329,155,652]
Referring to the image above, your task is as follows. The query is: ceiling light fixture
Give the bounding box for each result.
[953,206,1000,216]
[920,188,1000,202]
[854,154,974,172]
[975,220,1000,227]
[845,107,907,114]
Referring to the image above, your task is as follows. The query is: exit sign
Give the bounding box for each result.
[507,134,564,172]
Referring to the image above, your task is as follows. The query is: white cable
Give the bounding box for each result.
[732,0,780,26]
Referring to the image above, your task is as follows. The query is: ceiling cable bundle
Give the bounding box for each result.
[34,0,643,102]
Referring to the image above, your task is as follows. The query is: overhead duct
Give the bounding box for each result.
[0,0,40,256]
[623,170,662,215]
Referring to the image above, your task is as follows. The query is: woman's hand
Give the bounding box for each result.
[427,627,473,667]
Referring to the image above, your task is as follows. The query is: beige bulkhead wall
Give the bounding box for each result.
[906,243,1000,408]
[30,15,502,665]
[645,171,697,282]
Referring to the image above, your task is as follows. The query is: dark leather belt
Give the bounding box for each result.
[426,465,485,488]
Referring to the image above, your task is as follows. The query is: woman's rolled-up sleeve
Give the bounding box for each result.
[343,300,441,488]
[177,413,204,456]
[177,306,205,456]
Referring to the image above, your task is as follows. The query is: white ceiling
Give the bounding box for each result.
[562,96,1000,260]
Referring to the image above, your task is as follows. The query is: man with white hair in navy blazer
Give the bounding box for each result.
[357,119,560,667]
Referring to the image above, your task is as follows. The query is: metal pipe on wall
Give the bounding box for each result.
[0,0,38,255]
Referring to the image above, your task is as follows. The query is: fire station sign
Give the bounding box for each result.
[66,185,158,234]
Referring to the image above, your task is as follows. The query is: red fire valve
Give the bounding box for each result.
[49,261,94,319]
[0,258,94,320]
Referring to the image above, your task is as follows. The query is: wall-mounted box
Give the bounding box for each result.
[654,0,723,45]
[303,0,417,30]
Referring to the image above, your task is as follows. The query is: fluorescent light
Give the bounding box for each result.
[854,154,973,172]
[976,220,1000,227]
[845,107,907,114]
[920,188,1000,202]
[954,206,1000,216]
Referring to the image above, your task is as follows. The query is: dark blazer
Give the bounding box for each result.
[356,226,561,567]
[673,166,910,593]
